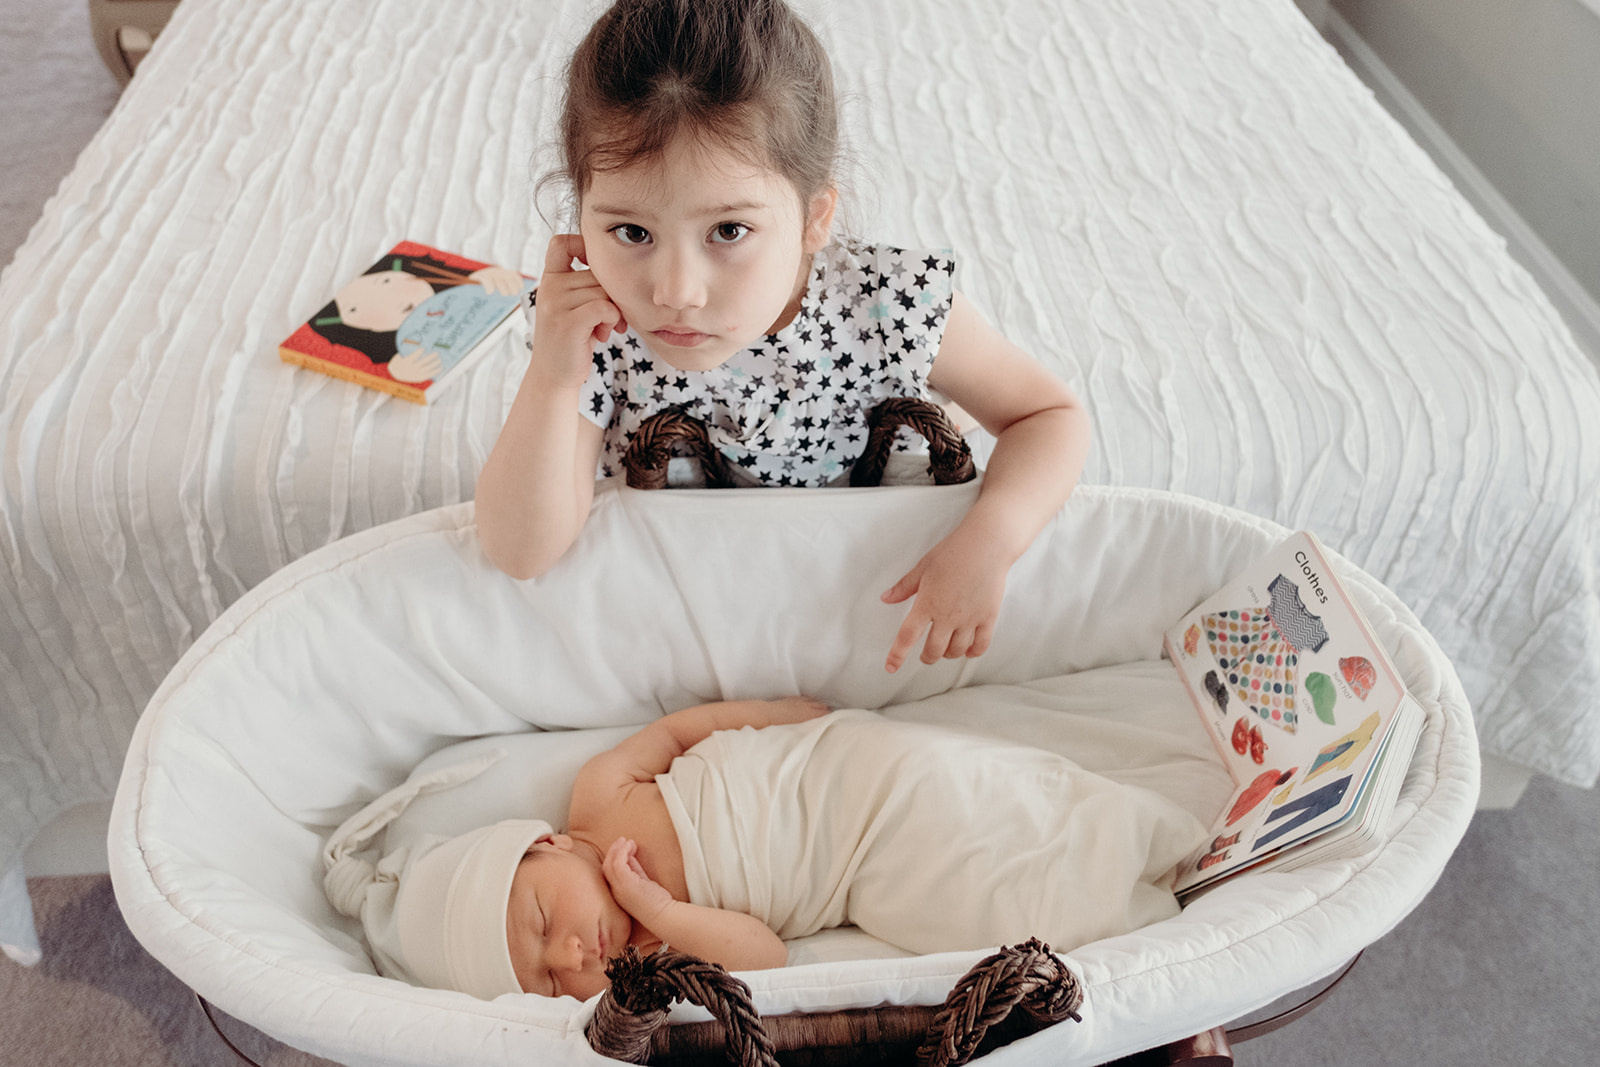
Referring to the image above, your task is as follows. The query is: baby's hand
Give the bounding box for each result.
[881,531,1010,672]
[601,838,675,924]
[526,234,626,390]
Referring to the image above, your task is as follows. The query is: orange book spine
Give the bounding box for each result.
[279,346,426,403]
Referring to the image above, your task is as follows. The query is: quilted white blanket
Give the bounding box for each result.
[4,0,1598,964]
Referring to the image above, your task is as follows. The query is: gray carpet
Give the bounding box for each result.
[2,1,1598,1064]
[0,0,119,270]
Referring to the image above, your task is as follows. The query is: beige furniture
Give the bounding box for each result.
[89,0,181,84]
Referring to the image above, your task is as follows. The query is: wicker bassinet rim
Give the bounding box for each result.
[619,398,976,489]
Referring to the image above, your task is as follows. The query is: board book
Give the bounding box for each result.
[1165,530,1426,896]
[279,241,533,403]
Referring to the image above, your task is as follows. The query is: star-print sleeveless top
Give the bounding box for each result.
[545,242,956,487]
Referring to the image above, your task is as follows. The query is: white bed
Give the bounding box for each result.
[3,0,1598,966]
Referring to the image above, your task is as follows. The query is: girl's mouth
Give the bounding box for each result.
[651,327,710,348]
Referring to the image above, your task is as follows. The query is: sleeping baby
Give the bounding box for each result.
[322,697,1208,1000]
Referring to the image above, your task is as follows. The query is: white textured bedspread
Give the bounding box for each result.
[4,0,1599,963]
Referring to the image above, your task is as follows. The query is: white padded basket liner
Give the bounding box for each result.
[110,483,1478,1066]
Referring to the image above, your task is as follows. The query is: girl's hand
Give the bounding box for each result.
[528,233,627,389]
[601,838,675,925]
[881,530,1010,673]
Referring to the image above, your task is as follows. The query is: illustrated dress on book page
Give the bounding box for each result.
[1202,574,1331,736]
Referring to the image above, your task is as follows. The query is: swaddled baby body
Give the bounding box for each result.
[323,696,1209,1001]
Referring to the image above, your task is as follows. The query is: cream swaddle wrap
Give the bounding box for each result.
[656,708,1208,956]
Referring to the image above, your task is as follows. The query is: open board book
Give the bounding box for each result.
[279,241,534,403]
[1165,531,1426,897]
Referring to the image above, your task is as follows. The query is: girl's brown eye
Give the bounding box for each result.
[612,224,650,246]
[711,222,750,244]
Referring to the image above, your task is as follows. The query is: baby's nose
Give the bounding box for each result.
[553,933,587,971]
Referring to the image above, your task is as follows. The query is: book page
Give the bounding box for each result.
[1165,531,1414,893]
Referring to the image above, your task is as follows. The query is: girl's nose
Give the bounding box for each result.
[652,248,707,310]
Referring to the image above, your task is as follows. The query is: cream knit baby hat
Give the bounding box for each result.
[320,750,553,1000]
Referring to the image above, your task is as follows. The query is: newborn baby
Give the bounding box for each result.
[323,697,1206,1000]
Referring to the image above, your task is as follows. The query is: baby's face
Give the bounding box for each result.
[578,135,834,372]
[505,836,633,999]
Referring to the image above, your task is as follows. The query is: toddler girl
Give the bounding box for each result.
[476,0,1091,673]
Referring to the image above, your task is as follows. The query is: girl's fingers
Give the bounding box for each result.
[940,627,975,660]
[543,233,587,275]
[880,569,919,605]
[885,612,927,673]
[591,303,627,341]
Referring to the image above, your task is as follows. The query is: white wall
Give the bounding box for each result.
[1328,0,1600,337]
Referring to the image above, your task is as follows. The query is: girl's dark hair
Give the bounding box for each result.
[552,0,839,212]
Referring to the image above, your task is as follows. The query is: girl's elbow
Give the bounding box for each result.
[498,556,547,582]
[480,530,561,581]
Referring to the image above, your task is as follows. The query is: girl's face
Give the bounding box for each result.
[334,270,435,332]
[578,136,836,371]
[505,836,633,1000]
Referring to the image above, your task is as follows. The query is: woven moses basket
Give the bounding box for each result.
[109,401,1478,1066]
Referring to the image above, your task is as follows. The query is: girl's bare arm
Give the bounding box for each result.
[475,235,617,579]
[883,291,1091,672]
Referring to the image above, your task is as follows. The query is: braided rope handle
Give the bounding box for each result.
[914,938,1084,1067]
[620,397,975,490]
[621,408,737,489]
[849,397,976,487]
[586,947,778,1067]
